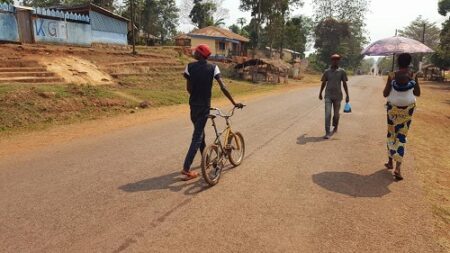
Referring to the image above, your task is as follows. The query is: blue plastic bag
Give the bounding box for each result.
[344,103,352,113]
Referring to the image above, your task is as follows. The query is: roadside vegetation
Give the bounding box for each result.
[0,77,287,136]
[409,80,450,250]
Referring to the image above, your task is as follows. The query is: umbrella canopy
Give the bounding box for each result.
[361,36,434,56]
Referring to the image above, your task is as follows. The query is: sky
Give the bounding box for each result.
[177,0,447,51]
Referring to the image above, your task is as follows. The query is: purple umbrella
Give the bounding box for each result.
[361,36,434,56]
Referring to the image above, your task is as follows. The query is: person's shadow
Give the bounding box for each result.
[119,165,234,196]
[119,166,207,195]
[297,134,328,145]
[312,169,394,197]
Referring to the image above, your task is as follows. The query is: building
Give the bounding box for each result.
[187,26,249,58]
[54,3,129,45]
[174,34,191,47]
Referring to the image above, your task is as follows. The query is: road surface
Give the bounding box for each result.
[0,76,440,252]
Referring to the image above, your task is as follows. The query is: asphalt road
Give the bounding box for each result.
[0,76,440,252]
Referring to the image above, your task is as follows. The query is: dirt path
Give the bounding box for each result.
[0,76,442,252]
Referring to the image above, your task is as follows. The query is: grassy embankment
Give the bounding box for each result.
[0,74,309,136]
[409,80,450,250]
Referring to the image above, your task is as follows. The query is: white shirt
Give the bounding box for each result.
[184,65,221,77]
[387,87,416,106]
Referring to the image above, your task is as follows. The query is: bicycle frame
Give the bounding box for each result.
[209,115,232,159]
[208,107,241,159]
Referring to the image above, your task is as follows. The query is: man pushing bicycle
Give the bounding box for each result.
[182,44,244,181]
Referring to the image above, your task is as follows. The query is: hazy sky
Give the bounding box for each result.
[177,0,447,46]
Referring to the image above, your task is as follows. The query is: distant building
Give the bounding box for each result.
[187,26,249,58]
[54,3,129,45]
[174,34,191,47]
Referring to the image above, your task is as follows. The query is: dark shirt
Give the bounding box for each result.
[321,67,348,100]
[184,60,220,107]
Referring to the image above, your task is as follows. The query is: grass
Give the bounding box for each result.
[0,83,133,135]
[408,80,450,251]
[0,75,288,136]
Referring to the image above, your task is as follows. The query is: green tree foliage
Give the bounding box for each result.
[398,16,441,70]
[312,0,369,70]
[432,0,450,70]
[92,0,115,11]
[122,0,178,45]
[439,0,450,15]
[142,0,159,38]
[398,16,440,49]
[313,18,350,70]
[229,24,241,34]
[240,0,304,54]
[156,0,179,43]
[189,0,216,28]
[0,0,13,4]
[282,15,311,58]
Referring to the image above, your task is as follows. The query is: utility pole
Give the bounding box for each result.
[130,0,136,55]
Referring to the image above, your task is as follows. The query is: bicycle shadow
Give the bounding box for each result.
[119,165,235,196]
[312,169,394,197]
[297,134,328,145]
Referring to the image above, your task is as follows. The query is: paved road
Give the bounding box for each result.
[0,76,440,252]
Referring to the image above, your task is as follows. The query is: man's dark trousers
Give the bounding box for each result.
[183,106,210,171]
[325,97,341,134]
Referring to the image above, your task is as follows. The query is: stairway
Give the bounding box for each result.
[0,60,64,84]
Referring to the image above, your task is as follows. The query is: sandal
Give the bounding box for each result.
[392,170,403,181]
[181,170,199,181]
[384,163,393,170]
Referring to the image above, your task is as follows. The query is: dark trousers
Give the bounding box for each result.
[183,106,210,171]
[325,98,341,134]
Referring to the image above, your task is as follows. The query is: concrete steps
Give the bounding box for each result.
[0,76,65,83]
[0,72,57,78]
[0,60,64,84]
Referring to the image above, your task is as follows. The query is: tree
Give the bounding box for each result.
[312,0,369,70]
[0,0,13,4]
[283,16,312,58]
[157,0,179,44]
[439,0,450,15]
[229,24,241,34]
[189,0,216,28]
[398,16,441,70]
[240,0,303,52]
[398,16,440,49]
[92,0,115,11]
[142,0,159,40]
[432,0,450,71]
[313,18,350,70]
[237,17,247,30]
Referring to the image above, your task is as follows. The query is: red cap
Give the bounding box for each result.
[195,44,212,58]
[331,54,341,59]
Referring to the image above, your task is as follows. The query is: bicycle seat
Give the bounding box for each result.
[207,115,216,119]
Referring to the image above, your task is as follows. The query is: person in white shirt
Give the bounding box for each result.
[383,53,421,181]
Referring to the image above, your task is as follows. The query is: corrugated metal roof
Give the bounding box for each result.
[189,26,250,43]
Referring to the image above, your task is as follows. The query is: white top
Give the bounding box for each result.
[387,87,416,106]
[184,65,221,77]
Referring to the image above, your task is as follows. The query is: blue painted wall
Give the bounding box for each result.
[33,18,91,46]
[0,12,19,42]
[90,11,127,45]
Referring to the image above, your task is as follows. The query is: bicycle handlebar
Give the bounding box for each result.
[210,104,245,118]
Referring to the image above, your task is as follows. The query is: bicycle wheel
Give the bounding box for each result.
[201,144,222,186]
[228,131,245,167]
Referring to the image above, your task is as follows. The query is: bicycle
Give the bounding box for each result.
[201,106,246,186]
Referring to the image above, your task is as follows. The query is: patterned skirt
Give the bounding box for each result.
[386,103,416,163]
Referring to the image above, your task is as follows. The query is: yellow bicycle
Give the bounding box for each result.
[201,106,246,186]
